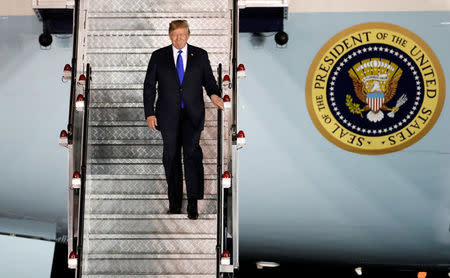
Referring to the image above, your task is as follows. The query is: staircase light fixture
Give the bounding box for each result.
[72,171,81,189]
[68,251,78,269]
[237,64,246,79]
[223,95,231,109]
[237,130,246,147]
[223,74,231,88]
[77,74,86,86]
[220,250,231,265]
[222,171,231,188]
[59,130,68,147]
[75,94,85,112]
[63,64,72,82]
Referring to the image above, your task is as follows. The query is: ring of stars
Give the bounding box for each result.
[328,45,423,135]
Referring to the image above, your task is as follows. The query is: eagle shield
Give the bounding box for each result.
[348,58,403,123]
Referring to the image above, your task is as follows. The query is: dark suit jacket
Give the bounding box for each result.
[143,44,219,131]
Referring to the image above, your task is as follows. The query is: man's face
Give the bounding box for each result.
[169,27,190,50]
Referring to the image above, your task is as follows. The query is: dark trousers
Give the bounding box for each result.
[160,108,204,206]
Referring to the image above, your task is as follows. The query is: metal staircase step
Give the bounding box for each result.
[87,174,218,180]
[88,29,228,36]
[88,12,228,19]
[85,213,217,234]
[89,88,229,104]
[87,233,216,239]
[88,142,221,159]
[89,101,223,109]
[84,275,215,278]
[84,237,216,254]
[88,158,219,163]
[88,139,218,145]
[89,120,226,127]
[86,47,228,54]
[86,213,217,219]
[84,194,217,214]
[89,70,226,85]
[82,257,216,275]
[88,106,222,122]
[89,125,226,140]
[87,35,228,51]
[87,194,216,199]
[93,83,236,90]
[88,163,217,175]
[88,0,228,13]
[85,178,218,195]
[91,66,225,72]
[87,52,229,68]
[86,253,216,259]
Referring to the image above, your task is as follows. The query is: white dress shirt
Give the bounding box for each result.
[172,44,187,72]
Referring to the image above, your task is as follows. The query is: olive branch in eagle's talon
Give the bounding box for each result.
[345,94,363,118]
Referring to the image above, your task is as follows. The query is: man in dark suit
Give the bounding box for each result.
[143,20,224,220]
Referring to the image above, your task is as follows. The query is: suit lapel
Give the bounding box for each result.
[165,45,180,86]
[185,44,194,80]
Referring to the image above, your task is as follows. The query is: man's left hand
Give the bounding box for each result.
[211,94,224,110]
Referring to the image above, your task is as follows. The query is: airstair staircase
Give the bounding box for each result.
[60,0,242,277]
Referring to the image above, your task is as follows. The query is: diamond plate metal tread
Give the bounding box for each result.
[88,0,228,13]
[89,120,227,127]
[87,233,216,239]
[87,35,228,50]
[88,158,219,164]
[86,213,217,220]
[87,143,223,160]
[88,139,218,145]
[89,87,230,104]
[87,194,216,200]
[90,89,143,103]
[91,64,226,72]
[84,200,217,215]
[88,107,222,121]
[89,97,225,107]
[84,237,216,254]
[89,71,226,85]
[85,178,218,195]
[89,102,224,111]
[89,138,218,145]
[89,126,227,141]
[87,53,229,68]
[87,17,229,35]
[88,29,227,36]
[84,194,217,214]
[87,47,228,54]
[88,12,228,19]
[86,253,216,259]
[83,275,215,278]
[87,163,217,175]
[89,83,227,90]
[85,214,217,234]
[82,258,216,275]
[87,174,218,180]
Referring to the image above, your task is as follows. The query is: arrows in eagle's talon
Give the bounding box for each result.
[387,94,407,118]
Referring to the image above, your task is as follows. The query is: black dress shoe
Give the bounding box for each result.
[187,198,198,220]
[167,207,181,214]
[167,202,181,214]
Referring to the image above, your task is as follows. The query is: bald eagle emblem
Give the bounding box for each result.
[347,59,407,122]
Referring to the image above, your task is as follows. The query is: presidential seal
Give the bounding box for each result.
[306,22,445,155]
